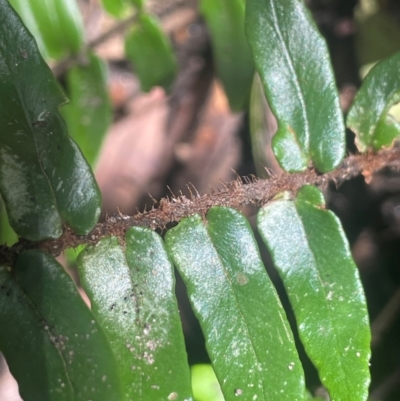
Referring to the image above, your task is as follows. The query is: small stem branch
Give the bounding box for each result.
[51,0,192,78]
[52,13,138,78]
[1,147,400,266]
[371,286,400,347]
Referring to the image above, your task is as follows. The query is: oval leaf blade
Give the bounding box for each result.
[0,0,101,240]
[125,14,177,92]
[77,232,192,401]
[62,52,112,167]
[257,186,371,401]
[15,250,123,400]
[165,207,305,401]
[246,0,345,173]
[347,51,400,152]
[200,0,254,111]
[0,265,73,401]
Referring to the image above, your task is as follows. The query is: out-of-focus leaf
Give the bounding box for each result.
[62,53,112,166]
[130,0,144,9]
[258,186,371,401]
[0,197,18,246]
[100,0,143,17]
[0,265,73,401]
[0,0,101,240]
[101,0,129,18]
[15,251,124,400]
[249,73,269,177]
[53,0,84,55]
[191,364,224,401]
[347,51,400,152]
[7,0,49,59]
[64,244,86,268]
[9,0,84,59]
[200,0,254,111]
[355,0,400,68]
[246,0,345,173]
[249,73,279,177]
[77,231,192,401]
[125,14,177,92]
[166,207,305,401]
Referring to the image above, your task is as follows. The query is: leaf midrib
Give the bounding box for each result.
[1,37,61,230]
[295,201,349,394]
[206,228,271,401]
[269,0,310,154]
[12,273,75,400]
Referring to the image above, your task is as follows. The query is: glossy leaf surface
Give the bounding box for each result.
[246,0,345,173]
[15,251,123,400]
[166,207,305,401]
[258,186,371,401]
[125,14,177,92]
[200,0,254,111]
[0,265,73,401]
[347,51,400,152]
[0,0,101,240]
[77,231,192,401]
[62,53,112,166]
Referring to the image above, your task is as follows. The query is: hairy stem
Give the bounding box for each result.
[1,147,400,266]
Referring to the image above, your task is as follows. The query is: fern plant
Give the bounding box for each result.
[1,0,400,400]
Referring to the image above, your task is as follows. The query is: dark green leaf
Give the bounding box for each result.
[200,0,254,111]
[347,51,400,152]
[62,53,112,166]
[15,251,124,400]
[258,186,371,401]
[166,207,305,401]
[0,0,101,240]
[125,14,177,92]
[9,0,84,59]
[0,266,73,401]
[77,231,192,401]
[246,0,345,173]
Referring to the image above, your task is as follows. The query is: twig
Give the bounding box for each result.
[51,0,193,78]
[371,287,400,347]
[1,147,400,266]
[52,13,138,78]
[369,363,400,400]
